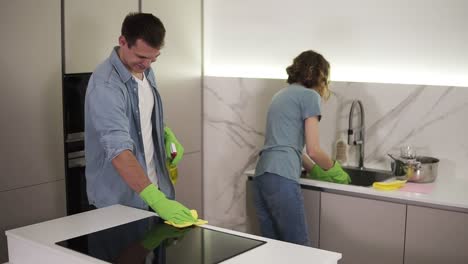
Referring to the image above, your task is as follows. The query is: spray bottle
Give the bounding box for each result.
[167,143,178,184]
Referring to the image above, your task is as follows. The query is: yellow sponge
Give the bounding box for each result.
[373,180,407,191]
[164,210,208,228]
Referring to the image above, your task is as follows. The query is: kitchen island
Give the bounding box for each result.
[5,204,341,264]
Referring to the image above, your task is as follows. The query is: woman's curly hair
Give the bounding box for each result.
[286,50,330,100]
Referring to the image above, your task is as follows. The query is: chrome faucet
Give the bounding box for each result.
[348,100,365,169]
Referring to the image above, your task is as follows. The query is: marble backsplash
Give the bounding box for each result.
[203,76,468,230]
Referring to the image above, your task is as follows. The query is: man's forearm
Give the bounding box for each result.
[112,150,152,193]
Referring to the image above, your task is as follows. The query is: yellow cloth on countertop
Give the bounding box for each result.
[373,180,407,191]
[164,210,208,228]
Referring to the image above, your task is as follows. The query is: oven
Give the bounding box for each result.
[63,72,92,215]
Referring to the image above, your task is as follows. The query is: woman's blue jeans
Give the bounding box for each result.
[252,172,310,246]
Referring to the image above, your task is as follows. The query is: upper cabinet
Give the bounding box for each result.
[0,0,63,190]
[63,0,138,73]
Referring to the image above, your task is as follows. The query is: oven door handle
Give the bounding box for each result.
[68,157,85,168]
[66,132,84,143]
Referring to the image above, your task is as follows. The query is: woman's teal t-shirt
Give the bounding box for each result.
[255,83,322,182]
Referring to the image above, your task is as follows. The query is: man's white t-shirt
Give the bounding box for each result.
[134,73,158,187]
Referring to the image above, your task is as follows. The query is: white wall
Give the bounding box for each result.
[203,76,468,231]
[204,0,468,87]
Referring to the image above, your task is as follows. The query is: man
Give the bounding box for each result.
[85,12,196,226]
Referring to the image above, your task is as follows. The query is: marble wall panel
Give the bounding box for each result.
[203,76,468,229]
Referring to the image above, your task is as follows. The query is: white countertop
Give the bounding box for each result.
[245,169,468,211]
[6,205,341,264]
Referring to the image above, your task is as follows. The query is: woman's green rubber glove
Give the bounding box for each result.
[164,126,184,166]
[139,184,196,225]
[307,161,351,184]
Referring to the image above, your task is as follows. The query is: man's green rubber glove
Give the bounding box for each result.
[141,224,190,250]
[307,161,351,184]
[139,184,196,225]
[164,126,184,166]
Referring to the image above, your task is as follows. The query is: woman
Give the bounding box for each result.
[252,50,347,246]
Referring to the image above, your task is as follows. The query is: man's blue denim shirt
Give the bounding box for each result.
[85,47,174,209]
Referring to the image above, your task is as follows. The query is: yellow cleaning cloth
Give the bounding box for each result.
[373,180,407,191]
[166,161,178,185]
[164,210,208,228]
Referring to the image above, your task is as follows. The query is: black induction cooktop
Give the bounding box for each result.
[56,216,265,264]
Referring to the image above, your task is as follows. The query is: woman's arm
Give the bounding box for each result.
[304,116,334,170]
[301,153,315,172]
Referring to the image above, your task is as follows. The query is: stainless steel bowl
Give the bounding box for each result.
[393,156,439,183]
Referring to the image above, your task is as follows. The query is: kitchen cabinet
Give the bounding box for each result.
[404,205,468,264]
[303,188,321,248]
[246,180,260,235]
[1,1,64,262]
[320,192,406,264]
[64,0,138,73]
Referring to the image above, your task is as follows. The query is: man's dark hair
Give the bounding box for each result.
[121,12,166,48]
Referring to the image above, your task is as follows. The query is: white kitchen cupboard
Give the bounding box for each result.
[319,192,406,264]
[64,0,138,73]
[404,205,468,264]
[0,0,64,263]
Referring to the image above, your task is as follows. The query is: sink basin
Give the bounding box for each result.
[342,166,394,187]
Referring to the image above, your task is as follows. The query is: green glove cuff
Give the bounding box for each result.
[164,126,172,139]
[139,184,165,208]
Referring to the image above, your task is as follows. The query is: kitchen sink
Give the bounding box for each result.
[301,166,394,187]
[342,166,394,187]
